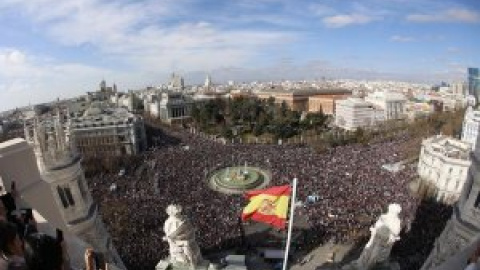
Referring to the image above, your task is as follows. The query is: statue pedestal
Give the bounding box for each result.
[156,259,212,270]
[223,255,247,270]
[156,255,248,270]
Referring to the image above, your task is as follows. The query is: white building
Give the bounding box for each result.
[417,135,471,204]
[334,97,380,130]
[168,73,185,91]
[450,81,466,97]
[204,74,213,88]
[71,104,147,157]
[144,92,194,123]
[159,92,193,123]
[421,131,480,269]
[11,114,126,268]
[0,139,126,269]
[149,99,161,118]
[461,106,480,149]
[87,80,117,102]
[364,90,406,120]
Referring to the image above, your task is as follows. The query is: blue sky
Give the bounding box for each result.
[0,0,479,111]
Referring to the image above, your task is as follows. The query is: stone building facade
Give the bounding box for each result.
[334,97,383,130]
[365,91,407,120]
[147,92,193,124]
[19,114,126,268]
[71,105,147,157]
[256,89,352,112]
[416,135,471,204]
[308,94,350,114]
[462,106,480,149]
[421,112,480,269]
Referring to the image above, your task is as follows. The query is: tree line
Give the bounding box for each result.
[190,97,329,140]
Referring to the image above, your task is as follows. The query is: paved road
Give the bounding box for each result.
[289,242,356,270]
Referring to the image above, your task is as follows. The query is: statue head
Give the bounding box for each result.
[387,203,402,216]
[166,204,182,217]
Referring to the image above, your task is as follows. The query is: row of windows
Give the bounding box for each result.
[77,135,128,145]
[422,154,466,176]
[75,129,132,137]
[78,146,128,156]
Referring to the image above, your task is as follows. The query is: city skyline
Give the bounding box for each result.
[0,0,479,111]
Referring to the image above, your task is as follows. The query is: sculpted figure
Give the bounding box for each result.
[163,204,204,268]
[344,203,402,270]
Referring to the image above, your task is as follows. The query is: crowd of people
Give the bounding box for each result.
[0,185,60,269]
[0,180,112,270]
[86,126,432,270]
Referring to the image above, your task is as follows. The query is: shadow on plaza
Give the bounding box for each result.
[288,199,452,270]
[316,199,452,270]
[145,122,182,148]
[389,199,452,270]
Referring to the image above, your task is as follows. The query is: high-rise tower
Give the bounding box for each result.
[24,112,125,269]
[468,68,480,102]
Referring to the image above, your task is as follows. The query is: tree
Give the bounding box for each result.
[353,127,365,143]
[191,105,201,123]
[221,126,233,139]
[267,96,275,107]
[279,101,289,118]
[253,120,266,136]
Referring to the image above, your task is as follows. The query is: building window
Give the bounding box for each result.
[57,186,68,208]
[57,186,75,208]
[64,187,75,206]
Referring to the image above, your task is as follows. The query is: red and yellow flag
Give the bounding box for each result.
[241,185,291,229]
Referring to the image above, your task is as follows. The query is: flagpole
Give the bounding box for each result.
[282,177,297,270]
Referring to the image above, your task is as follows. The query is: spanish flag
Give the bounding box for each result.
[241,185,291,229]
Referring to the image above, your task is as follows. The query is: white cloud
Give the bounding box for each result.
[406,8,480,23]
[0,0,295,111]
[390,35,415,42]
[0,0,291,72]
[0,48,35,78]
[322,14,377,28]
[0,48,25,64]
[0,47,120,110]
[0,0,472,111]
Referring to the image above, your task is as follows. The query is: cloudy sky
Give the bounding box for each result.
[0,0,479,111]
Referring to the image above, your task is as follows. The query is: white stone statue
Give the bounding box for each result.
[162,204,205,269]
[344,203,402,270]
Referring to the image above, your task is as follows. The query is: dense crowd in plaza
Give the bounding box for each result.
[87,127,426,269]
